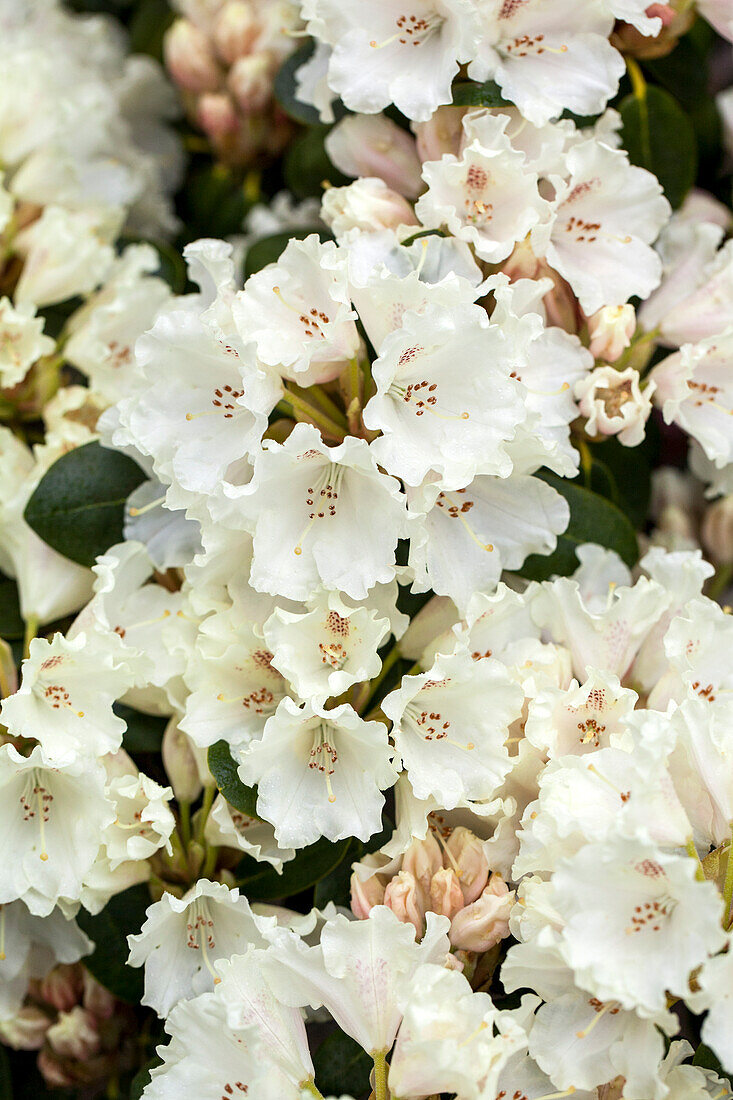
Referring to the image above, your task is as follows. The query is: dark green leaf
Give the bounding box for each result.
[283,127,350,200]
[274,41,323,126]
[76,884,151,1004]
[129,1058,163,1100]
[313,816,392,909]
[0,1045,11,1100]
[129,0,174,61]
[583,437,651,531]
[120,235,188,294]
[178,162,248,243]
[116,704,167,754]
[693,1043,728,1076]
[208,740,259,819]
[0,571,23,640]
[244,227,333,279]
[237,836,352,901]
[619,85,697,209]
[451,80,510,108]
[641,34,708,111]
[24,441,146,568]
[313,1029,372,1098]
[519,471,639,581]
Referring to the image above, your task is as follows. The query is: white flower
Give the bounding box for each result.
[532,138,670,314]
[550,838,726,1014]
[124,479,202,572]
[235,423,410,601]
[1,632,131,765]
[261,905,451,1054]
[324,113,423,198]
[102,772,175,869]
[127,880,274,1017]
[575,365,655,447]
[656,598,733,715]
[688,939,733,1075]
[364,302,528,489]
[587,303,636,362]
[0,297,54,389]
[301,0,481,122]
[204,795,296,872]
[233,235,359,386]
[238,698,398,848]
[383,647,523,807]
[416,121,550,263]
[0,902,92,1019]
[666,697,733,850]
[407,472,569,612]
[468,0,624,127]
[0,744,114,917]
[321,177,418,242]
[263,592,389,704]
[524,668,638,758]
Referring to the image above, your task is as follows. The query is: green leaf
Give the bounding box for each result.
[0,1045,11,1100]
[128,0,174,61]
[283,127,350,200]
[314,815,392,909]
[208,740,259,819]
[116,704,167,754]
[244,227,333,279]
[641,33,708,111]
[129,1058,163,1100]
[451,79,510,107]
[313,1029,372,1098]
[178,162,249,243]
[619,85,697,210]
[583,438,652,531]
[76,884,150,1004]
[693,1043,728,1076]
[237,836,352,901]
[0,571,23,640]
[274,41,323,126]
[24,441,146,568]
[519,471,639,582]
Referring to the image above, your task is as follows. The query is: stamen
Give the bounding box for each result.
[458,1020,489,1047]
[437,491,494,553]
[575,999,616,1038]
[128,495,166,517]
[586,763,630,803]
[309,723,338,803]
[0,906,6,961]
[369,31,403,47]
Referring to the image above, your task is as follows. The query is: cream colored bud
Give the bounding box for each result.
[444,827,489,904]
[350,871,385,919]
[214,1,259,65]
[384,870,425,936]
[164,19,222,94]
[82,971,116,1021]
[40,964,83,1013]
[227,53,273,114]
[162,718,203,803]
[448,873,514,953]
[702,496,733,564]
[588,304,636,363]
[429,867,464,920]
[0,1005,51,1050]
[46,1007,100,1061]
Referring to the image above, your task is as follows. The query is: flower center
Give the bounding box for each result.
[309,722,338,803]
[370,9,445,49]
[293,463,345,556]
[19,770,53,861]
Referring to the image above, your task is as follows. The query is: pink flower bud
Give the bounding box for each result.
[164,19,222,95]
[444,827,489,904]
[40,965,83,1013]
[0,1006,51,1050]
[500,241,581,333]
[429,868,464,920]
[402,833,443,898]
[162,720,203,803]
[46,1007,100,1061]
[227,53,273,114]
[326,114,424,200]
[413,105,466,163]
[350,872,386,919]
[702,496,733,565]
[82,972,116,1021]
[321,178,418,240]
[646,3,676,27]
[449,874,514,953]
[213,1,259,65]
[197,93,241,139]
[588,304,636,363]
[38,1049,76,1089]
[384,871,426,937]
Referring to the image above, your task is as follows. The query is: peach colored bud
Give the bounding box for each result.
[38,1049,75,1089]
[164,19,222,94]
[213,1,259,65]
[326,114,424,200]
[0,1006,51,1050]
[449,874,514,953]
[588,304,636,363]
[350,872,386,919]
[321,178,418,239]
[646,3,676,26]
[40,965,83,1013]
[402,833,443,898]
[82,972,116,1021]
[429,867,464,920]
[444,827,489,904]
[702,496,733,565]
[384,870,425,937]
[46,1007,100,1061]
[444,951,465,972]
[162,719,203,803]
[197,92,241,139]
[228,53,273,114]
[413,105,466,163]
[500,240,581,333]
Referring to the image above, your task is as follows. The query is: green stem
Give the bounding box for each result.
[299,1081,325,1100]
[626,57,647,101]
[179,800,191,850]
[365,645,402,703]
[277,391,346,440]
[685,837,706,883]
[23,614,39,661]
[201,843,219,880]
[707,562,733,604]
[372,1050,390,1100]
[723,826,733,928]
[294,381,348,428]
[194,784,216,847]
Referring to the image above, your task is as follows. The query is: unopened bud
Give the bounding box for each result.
[164,19,222,94]
[0,637,17,698]
[444,827,489,904]
[501,240,581,333]
[46,1007,100,1061]
[350,871,385,919]
[40,964,83,1013]
[384,870,425,936]
[213,1,259,65]
[575,365,654,448]
[227,53,273,114]
[413,105,465,163]
[0,1005,51,1050]
[429,867,464,921]
[82,971,116,1021]
[162,719,203,803]
[588,304,636,363]
[611,6,693,59]
[197,92,241,139]
[321,177,418,241]
[702,496,733,565]
[402,833,443,898]
[449,874,514,953]
[326,114,423,199]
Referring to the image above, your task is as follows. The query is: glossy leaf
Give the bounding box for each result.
[237,835,353,901]
[24,442,146,568]
[208,739,259,819]
[0,571,23,640]
[451,79,509,107]
[76,884,151,1004]
[619,85,697,210]
[244,227,332,279]
[283,127,350,200]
